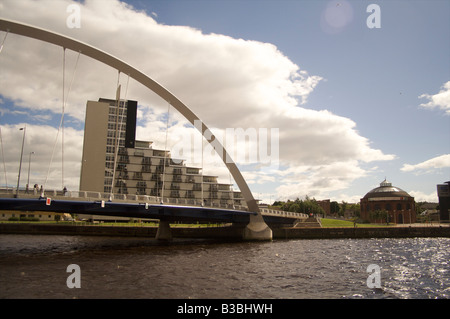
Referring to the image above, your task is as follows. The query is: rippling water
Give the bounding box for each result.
[0,234,448,299]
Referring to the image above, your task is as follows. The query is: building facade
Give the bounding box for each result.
[79,98,245,208]
[360,179,416,224]
[437,181,450,222]
[0,211,70,221]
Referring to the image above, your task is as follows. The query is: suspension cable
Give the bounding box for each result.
[0,32,8,188]
[201,133,204,206]
[109,71,121,200]
[62,48,65,190]
[0,32,10,188]
[0,30,8,54]
[109,73,130,200]
[161,101,170,204]
[43,48,80,194]
[62,50,80,191]
[0,32,9,189]
[230,172,234,209]
[0,128,7,190]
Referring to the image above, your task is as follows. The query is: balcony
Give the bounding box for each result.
[185,190,195,198]
[172,168,183,175]
[118,155,129,163]
[172,175,182,183]
[136,181,147,188]
[186,168,200,175]
[203,177,217,183]
[151,174,161,181]
[133,172,143,180]
[141,165,151,173]
[186,177,196,183]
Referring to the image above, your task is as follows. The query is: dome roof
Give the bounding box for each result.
[363,179,412,199]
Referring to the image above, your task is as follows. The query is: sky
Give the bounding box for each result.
[0,0,449,205]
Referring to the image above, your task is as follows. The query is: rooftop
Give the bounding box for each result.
[363,179,413,199]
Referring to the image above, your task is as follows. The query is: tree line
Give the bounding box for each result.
[272,197,361,217]
[272,196,324,216]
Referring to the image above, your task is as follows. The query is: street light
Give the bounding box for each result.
[15,125,26,197]
[26,151,35,193]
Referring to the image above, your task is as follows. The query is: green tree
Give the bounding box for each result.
[339,201,348,217]
[330,201,340,215]
[370,209,389,224]
[289,203,300,212]
[277,197,325,216]
[348,203,361,218]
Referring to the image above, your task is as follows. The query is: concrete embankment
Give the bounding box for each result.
[0,223,244,239]
[0,223,449,239]
[273,226,450,239]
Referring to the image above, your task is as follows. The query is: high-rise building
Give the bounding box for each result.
[437,181,450,222]
[79,98,245,209]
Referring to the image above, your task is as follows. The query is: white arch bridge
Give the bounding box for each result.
[0,19,305,240]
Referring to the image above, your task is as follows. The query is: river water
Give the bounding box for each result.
[0,234,448,299]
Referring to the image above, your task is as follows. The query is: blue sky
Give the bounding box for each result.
[128,0,450,202]
[0,0,449,204]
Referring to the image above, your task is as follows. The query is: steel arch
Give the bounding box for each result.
[0,19,271,239]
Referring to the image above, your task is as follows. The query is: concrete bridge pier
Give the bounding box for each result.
[156,220,172,241]
[243,214,273,241]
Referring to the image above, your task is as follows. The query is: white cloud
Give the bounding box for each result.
[409,190,438,203]
[274,160,367,200]
[401,154,450,173]
[419,81,450,115]
[0,124,83,191]
[0,0,394,195]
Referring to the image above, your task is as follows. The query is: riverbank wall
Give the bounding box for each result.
[0,223,449,239]
[273,226,450,239]
[0,223,242,239]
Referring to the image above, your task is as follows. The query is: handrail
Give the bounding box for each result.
[0,188,303,218]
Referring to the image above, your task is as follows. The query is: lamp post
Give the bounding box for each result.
[15,125,26,197]
[26,151,35,193]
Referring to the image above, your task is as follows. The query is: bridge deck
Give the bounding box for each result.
[0,197,258,224]
[0,189,307,224]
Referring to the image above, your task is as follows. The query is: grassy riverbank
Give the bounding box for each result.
[320,218,394,228]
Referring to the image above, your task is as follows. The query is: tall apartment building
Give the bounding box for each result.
[79,98,245,208]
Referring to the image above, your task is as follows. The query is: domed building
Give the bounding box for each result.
[360,179,416,224]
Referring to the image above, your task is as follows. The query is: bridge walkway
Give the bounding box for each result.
[0,189,308,240]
